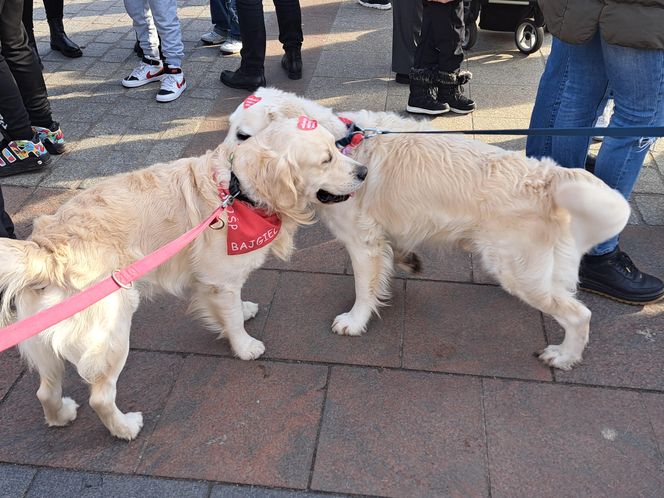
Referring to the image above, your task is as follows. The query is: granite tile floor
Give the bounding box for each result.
[1,1,663,497]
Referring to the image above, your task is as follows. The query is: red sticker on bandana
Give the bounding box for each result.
[220,190,282,255]
[243,95,262,109]
[297,116,318,130]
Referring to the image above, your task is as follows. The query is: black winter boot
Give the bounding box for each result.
[437,70,475,114]
[579,247,664,304]
[48,18,82,58]
[281,47,302,80]
[406,69,449,115]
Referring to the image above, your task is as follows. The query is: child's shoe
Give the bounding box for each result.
[32,122,66,155]
[156,65,186,102]
[0,136,50,177]
[122,57,165,88]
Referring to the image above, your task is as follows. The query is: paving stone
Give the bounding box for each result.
[470,83,537,118]
[305,77,388,113]
[396,246,473,283]
[0,349,24,401]
[642,393,664,455]
[0,185,34,214]
[0,463,36,498]
[10,187,78,238]
[314,49,390,80]
[312,367,488,497]
[210,485,336,498]
[263,272,403,367]
[101,48,132,63]
[27,468,209,498]
[634,164,664,195]
[137,357,327,489]
[633,193,664,225]
[404,281,551,380]
[131,270,279,355]
[484,379,664,497]
[466,51,544,86]
[473,116,530,151]
[0,352,183,473]
[546,292,664,391]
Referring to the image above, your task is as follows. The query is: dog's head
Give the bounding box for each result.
[224,88,344,148]
[229,116,367,223]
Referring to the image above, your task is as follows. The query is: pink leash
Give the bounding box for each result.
[0,206,225,353]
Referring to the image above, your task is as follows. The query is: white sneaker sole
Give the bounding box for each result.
[122,76,164,88]
[406,105,449,115]
[357,0,391,9]
[155,82,187,103]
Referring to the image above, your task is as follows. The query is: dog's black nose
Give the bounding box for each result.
[355,165,368,181]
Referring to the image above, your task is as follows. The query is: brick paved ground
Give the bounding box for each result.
[2,1,664,497]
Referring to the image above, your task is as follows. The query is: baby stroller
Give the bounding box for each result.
[463,0,545,55]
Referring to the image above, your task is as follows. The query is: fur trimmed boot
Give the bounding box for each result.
[437,70,475,114]
[406,68,450,115]
[48,18,82,58]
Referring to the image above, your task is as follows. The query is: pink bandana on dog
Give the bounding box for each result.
[297,116,318,130]
[243,95,262,108]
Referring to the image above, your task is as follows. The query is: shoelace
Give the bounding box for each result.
[131,61,156,79]
[614,251,639,277]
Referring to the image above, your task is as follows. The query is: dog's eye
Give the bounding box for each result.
[236,132,251,141]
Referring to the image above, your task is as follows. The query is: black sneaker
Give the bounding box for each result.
[579,247,664,304]
[0,136,51,177]
[357,0,391,9]
[406,69,449,116]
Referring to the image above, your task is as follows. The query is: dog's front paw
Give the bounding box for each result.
[234,337,265,360]
[332,312,366,336]
[112,411,143,441]
[538,345,582,371]
[46,397,79,427]
[242,301,259,321]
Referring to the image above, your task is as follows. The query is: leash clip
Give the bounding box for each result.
[362,128,383,139]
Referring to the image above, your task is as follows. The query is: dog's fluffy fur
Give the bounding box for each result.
[0,119,365,440]
[225,87,631,370]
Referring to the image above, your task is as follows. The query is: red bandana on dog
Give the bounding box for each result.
[243,95,262,109]
[218,187,282,255]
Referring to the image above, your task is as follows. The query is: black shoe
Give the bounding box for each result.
[579,247,664,304]
[0,135,51,177]
[220,68,266,91]
[134,39,143,57]
[395,73,409,84]
[406,68,449,115]
[437,70,475,114]
[48,18,82,58]
[281,48,302,80]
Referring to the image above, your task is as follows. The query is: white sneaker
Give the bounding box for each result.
[156,66,186,102]
[122,57,165,88]
[200,26,226,45]
[220,38,242,54]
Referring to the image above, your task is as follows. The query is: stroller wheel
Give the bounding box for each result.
[463,21,478,50]
[515,19,544,55]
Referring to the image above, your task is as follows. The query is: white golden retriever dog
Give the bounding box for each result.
[225,88,630,371]
[0,118,366,440]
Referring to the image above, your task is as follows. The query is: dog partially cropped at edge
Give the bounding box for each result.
[0,118,366,440]
[225,87,631,371]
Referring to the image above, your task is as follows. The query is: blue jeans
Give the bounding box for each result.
[124,0,185,67]
[527,33,664,255]
[211,0,241,40]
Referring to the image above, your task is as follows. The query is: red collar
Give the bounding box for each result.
[336,116,365,155]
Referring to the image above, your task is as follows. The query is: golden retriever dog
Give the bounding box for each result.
[0,117,367,440]
[224,87,630,371]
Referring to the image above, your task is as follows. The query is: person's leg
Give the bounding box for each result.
[201,0,228,44]
[43,0,82,57]
[549,34,608,169]
[391,0,422,78]
[274,0,302,79]
[526,37,570,158]
[228,0,241,40]
[0,0,53,130]
[123,0,160,61]
[146,0,184,68]
[220,0,266,90]
[218,0,242,54]
[0,186,17,239]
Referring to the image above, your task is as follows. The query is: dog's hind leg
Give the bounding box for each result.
[23,339,79,427]
[322,207,393,336]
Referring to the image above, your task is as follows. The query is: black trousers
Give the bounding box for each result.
[22,0,64,44]
[0,186,16,239]
[236,0,303,76]
[414,0,464,73]
[0,0,53,140]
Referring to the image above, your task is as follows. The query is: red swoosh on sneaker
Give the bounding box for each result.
[146,70,162,79]
[176,80,185,89]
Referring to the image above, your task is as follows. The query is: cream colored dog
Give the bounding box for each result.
[0,118,366,440]
[225,87,630,371]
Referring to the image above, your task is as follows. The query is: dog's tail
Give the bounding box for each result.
[553,170,630,254]
[0,238,55,327]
